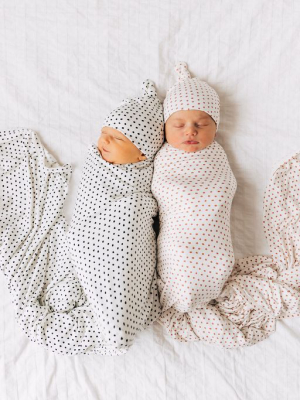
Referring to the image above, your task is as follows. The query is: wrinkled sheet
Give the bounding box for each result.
[1,1,300,399]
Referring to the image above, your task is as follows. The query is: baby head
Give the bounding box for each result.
[163,62,220,152]
[98,80,164,165]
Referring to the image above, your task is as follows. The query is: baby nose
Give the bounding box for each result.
[185,126,197,136]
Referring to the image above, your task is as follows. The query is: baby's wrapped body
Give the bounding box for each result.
[152,138,300,349]
[0,80,164,355]
[152,140,237,313]
[0,129,161,355]
[153,62,300,349]
[67,144,161,347]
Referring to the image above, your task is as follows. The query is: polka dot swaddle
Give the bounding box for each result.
[67,143,161,348]
[151,140,237,313]
[152,141,300,348]
[0,80,165,355]
[1,65,300,351]
[150,61,300,348]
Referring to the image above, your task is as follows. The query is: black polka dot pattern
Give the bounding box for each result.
[2,126,300,350]
[0,128,162,355]
[67,143,162,347]
[102,79,164,160]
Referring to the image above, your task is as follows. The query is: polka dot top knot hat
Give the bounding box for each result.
[102,79,164,160]
[163,61,220,131]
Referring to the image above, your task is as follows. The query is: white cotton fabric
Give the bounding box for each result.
[0,127,162,355]
[2,3,300,398]
[163,61,220,129]
[102,79,164,160]
[67,143,161,348]
[0,129,125,356]
[66,78,164,348]
[0,81,164,354]
[151,140,237,313]
[152,141,300,348]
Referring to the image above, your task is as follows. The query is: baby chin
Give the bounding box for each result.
[180,142,210,152]
[98,147,112,161]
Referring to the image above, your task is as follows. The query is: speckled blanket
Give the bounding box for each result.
[152,140,300,348]
[0,129,161,355]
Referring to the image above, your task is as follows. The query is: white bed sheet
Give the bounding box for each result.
[1,0,300,399]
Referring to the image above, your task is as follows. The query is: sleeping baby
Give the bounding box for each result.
[151,62,238,339]
[0,80,164,356]
[67,79,164,350]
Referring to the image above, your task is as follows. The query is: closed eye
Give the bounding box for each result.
[174,125,184,128]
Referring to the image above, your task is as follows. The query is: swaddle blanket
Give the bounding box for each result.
[66,144,161,348]
[0,127,161,355]
[151,140,237,312]
[152,140,300,348]
[0,129,122,355]
[0,79,164,355]
[66,79,164,348]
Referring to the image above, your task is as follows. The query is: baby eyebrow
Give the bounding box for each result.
[173,116,209,121]
[196,116,210,120]
[114,133,126,139]
[102,130,124,138]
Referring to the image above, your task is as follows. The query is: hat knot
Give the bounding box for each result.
[174,61,191,82]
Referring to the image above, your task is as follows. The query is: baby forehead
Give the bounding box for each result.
[101,126,127,138]
[168,110,211,121]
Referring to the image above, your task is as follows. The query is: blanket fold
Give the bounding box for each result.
[66,143,161,347]
[2,128,300,351]
[152,141,300,348]
[0,129,160,355]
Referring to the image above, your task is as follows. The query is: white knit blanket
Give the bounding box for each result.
[152,140,300,348]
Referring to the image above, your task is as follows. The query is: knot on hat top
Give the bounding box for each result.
[174,61,192,81]
[141,79,156,96]
[164,61,220,132]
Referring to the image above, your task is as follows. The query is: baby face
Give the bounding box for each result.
[97,126,147,164]
[165,110,217,152]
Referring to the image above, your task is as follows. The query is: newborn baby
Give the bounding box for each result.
[151,62,237,319]
[67,80,164,349]
[0,80,164,356]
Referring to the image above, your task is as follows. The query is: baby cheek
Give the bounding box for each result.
[166,127,181,142]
